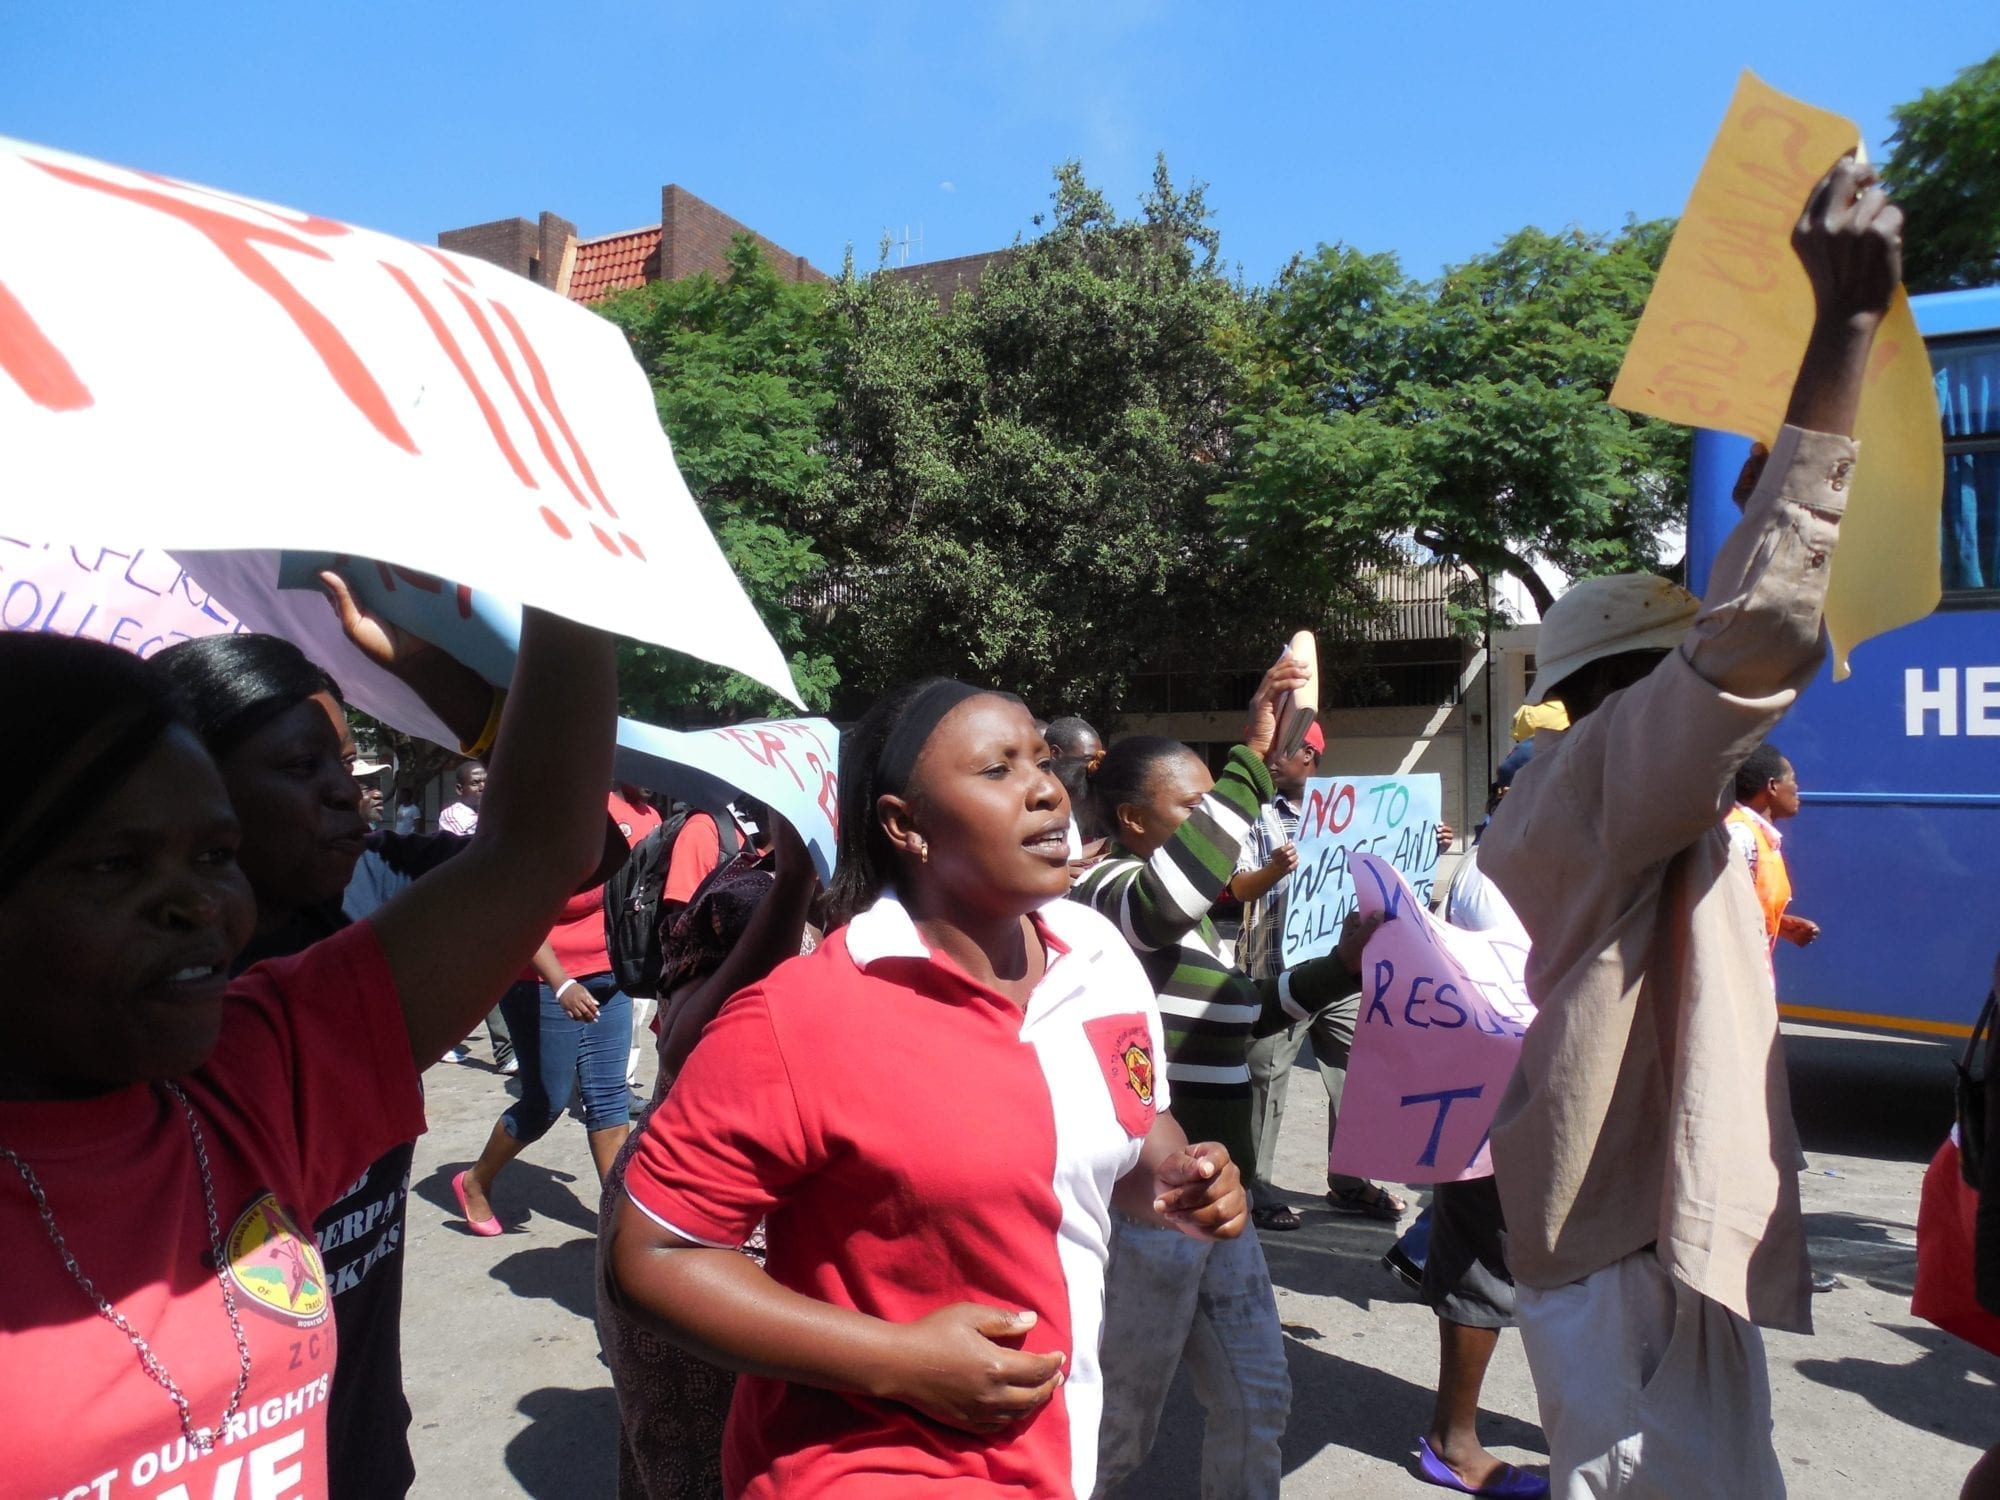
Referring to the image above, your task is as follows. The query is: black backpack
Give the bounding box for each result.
[602,805,742,997]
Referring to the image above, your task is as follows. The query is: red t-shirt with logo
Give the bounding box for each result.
[0,921,425,1500]
[622,894,1169,1498]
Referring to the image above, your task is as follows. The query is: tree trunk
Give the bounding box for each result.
[1491,543,1558,616]
[1416,531,1558,617]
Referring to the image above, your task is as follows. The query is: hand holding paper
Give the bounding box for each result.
[1792,158,1904,326]
[319,568,494,749]
[1608,72,1940,676]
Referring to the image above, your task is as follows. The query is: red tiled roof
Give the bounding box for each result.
[567,226,660,304]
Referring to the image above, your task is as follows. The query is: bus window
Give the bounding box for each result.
[1938,332,2000,594]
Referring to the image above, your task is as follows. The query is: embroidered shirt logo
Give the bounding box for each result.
[1121,1043,1155,1107]
[1084,1013,1159,1139]
[225,1193,330,1327]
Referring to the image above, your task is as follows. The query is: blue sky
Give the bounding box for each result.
[4,2,1995,286]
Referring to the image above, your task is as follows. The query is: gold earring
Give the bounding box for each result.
[917,839,929,864]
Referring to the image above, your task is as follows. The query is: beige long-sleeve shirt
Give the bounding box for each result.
[1482,424,1859,1335]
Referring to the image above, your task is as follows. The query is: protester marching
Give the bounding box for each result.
[7,42,2000,1500]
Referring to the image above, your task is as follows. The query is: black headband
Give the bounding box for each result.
[877,680,988,799]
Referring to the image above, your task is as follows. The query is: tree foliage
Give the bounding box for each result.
[1219,220,1684,620]
[1884,50,2000,294]
[817,159,1273,724]
[593,237,839,723]
[591,169,1698,731]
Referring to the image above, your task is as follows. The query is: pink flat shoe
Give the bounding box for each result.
[452,1170,503,1237]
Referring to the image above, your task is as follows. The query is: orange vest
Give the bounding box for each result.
[1725,804,1792,947]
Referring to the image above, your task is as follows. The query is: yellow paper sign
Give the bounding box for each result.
[1610,70,1941,677]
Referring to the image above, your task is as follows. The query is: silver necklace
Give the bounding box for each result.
[0,1081,254,1453]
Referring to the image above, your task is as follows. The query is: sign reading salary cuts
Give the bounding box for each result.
[1281,773,1443,966]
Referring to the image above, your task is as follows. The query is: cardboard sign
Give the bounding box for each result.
[1281,774,1443,965]
[0,535,248,654]
[0,138,799,703]
[1327,852,1536,1184]
[1608,72,1941,677]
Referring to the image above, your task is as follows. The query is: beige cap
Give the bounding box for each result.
[1526,574,1699,704]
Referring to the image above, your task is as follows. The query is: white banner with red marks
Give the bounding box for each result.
[0,138,799,703]
[614,718,840,881]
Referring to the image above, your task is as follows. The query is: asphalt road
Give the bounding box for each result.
[402,1021,1998,1498]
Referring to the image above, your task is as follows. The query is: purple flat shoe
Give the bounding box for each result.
[1415,1436,1549,1498]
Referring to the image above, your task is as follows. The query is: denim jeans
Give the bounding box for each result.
[1093,1216,1291,1499]
[498,974,633,1142]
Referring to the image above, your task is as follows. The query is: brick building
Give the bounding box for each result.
[438,185,827,304]
[874,249,1015,310]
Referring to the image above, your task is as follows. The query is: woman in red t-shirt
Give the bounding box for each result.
[0,608,616,1500]
[606,681,1252,1499]
[453,800,645,1234]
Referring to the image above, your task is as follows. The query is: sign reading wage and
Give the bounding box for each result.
[1280,773,1444,966]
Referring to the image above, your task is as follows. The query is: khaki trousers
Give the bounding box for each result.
[1516,1249,1785,1498]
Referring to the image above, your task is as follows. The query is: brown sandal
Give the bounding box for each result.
[1327,1184,1406,1222]
[1251,1202,1304,1232]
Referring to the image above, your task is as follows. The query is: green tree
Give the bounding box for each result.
[820,159,1271,723]
[1884,50,2000,294]
[593,236,839,723]
[1219,219,1684,621]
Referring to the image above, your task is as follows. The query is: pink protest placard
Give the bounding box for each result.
[0,535,247,654]
[1327,851,1536,1184]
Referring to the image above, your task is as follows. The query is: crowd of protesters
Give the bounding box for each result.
[5,156,1982,1500]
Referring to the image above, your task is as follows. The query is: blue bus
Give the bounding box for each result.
[1687,285,2000,1038]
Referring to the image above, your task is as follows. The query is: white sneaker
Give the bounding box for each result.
[446,1045,472,1064]
[500,1057,519,1075]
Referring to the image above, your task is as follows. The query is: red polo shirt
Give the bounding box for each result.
[623,894,1169,1498]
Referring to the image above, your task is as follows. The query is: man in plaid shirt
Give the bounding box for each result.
[1238,721,1409,1230]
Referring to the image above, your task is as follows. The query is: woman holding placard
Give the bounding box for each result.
[0,608,616,1500]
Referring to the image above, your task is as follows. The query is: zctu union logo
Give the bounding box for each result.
[224,1193,330,1327]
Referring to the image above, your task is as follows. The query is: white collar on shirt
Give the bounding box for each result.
[1733,802,1785,851]
[847,889,1105,971]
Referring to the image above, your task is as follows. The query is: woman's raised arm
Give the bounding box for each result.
[367,608,618,1065]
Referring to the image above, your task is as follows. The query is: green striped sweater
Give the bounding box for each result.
[1070,745,1319,1177]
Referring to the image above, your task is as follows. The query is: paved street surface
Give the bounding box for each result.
[405,1022,1998,1498]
